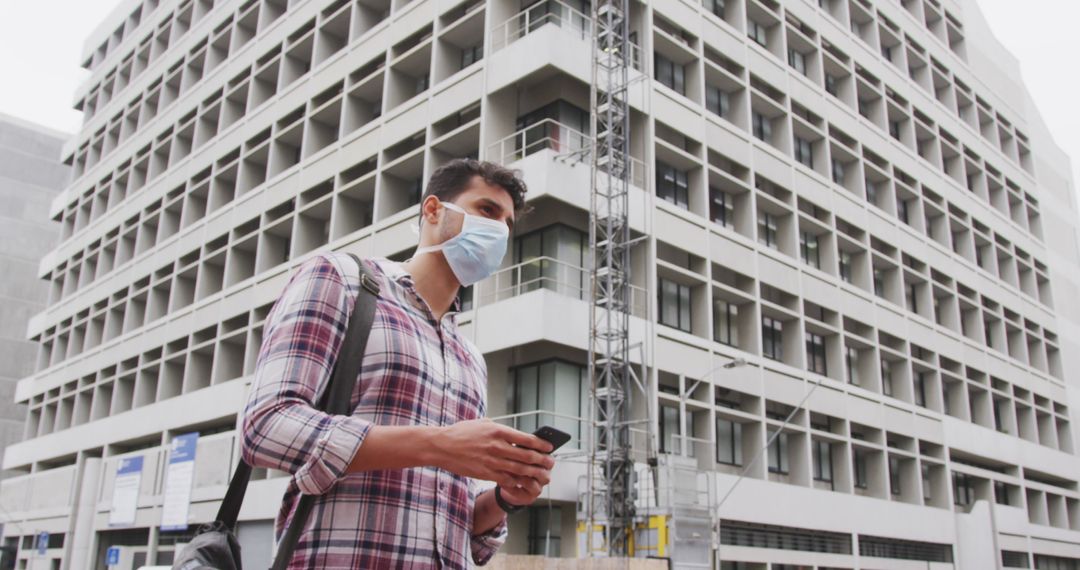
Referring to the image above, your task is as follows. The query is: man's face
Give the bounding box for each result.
[431,175,516,244]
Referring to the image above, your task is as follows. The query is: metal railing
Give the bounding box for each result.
[490,0,593,52]
[472,255,649,318]
[486,119,648,189]
[492,409,590,456]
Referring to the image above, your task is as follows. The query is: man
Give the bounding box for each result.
[241,159,556,568]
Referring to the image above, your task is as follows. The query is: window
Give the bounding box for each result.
[993,398,1006,432]
[793,136,813,168]
[512,360,586,445]
[710,187,734,227]
[824,73,839,96]
[873,267,885,297]
[515,100,589,157]
[515,224,587,296]
[889,119,901,140]
[659,404,681,454]
[897,197,910,224]
[757,212,777,248]
[706,86,730,119]
[461,43,483,68]
[838,250,853,283]
[716,417,742,465]
[762,316,783,361]
[881,359,893,397]
[831,159,845,185]
[704,0,726,18]
[806,332,827,375]
[416,73,430,94]
[994,481,1010,505]
[788,49,806,75]
[846,345,860,385]
[656,161,689,209]
[922,464,933,502]
[747,20,768,47]
[527,505,562,555]
[654,52,686,95]
[889,455,902,496]
[952,472,974,506]
[853,449,868,488]
[658,278,692,332]
[714,300,738,346]
[913,371,927,407]
[812,439,833,485]
[752,111,772,142]
[800,231,820,269]
[865,181,878,204]
[767,429,789,474]
[906,282,919,313]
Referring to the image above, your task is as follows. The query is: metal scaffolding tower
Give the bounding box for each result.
[586,0,636,558]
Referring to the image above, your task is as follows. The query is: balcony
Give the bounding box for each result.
[486,119,647,190]
[490,0,592,53]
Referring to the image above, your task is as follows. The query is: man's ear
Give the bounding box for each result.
[420,195,441,226]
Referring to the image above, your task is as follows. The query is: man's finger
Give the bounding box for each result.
[495,425,554,453]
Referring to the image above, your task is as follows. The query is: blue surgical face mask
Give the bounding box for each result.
[414,201,509,286]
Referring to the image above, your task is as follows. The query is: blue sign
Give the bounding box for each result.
[36,531,48,555]
[106,546,121,565]
[168,432,199,464]
[117,456,143,475]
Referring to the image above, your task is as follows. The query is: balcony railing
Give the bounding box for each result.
[486,119,648,189]
[472,255,649,319]
[490,0,644,71]
[493,409,590,454]
[491,0,592,52]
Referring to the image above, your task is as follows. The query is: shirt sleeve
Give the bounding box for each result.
[469,478,509,566]
[240,253,373,496]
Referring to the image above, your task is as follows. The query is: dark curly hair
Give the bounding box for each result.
[422,158,531,217]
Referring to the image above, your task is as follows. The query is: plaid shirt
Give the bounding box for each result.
[241,252,508,569]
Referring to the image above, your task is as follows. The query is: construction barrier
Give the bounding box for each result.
[485,555,670,570]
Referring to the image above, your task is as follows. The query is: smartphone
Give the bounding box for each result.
[532,425,572,454]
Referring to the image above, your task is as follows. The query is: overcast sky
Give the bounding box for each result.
[0,0,1076,186]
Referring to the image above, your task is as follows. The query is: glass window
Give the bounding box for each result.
[752,111,771,142]
[889,455,902,496]
[714,300,739,346]
[757,212,777,248]
[748,20,767,47]
[906,282,919,313]
[794,136,813,168]
[873,267,885,297]
[845,345,860,385]
[654,51,685,95]
[800,231,820,269]
[824,73,839,96]
[656,161,689,209]
[706,86,731,119]
[812,439,833,484]
[922,464,933,502]
[527,505,562,555]
[897,197,910,224]
[839,250,853,283]
[716,417,742,465]
[762,316,783,361]
[831,159,845,185]
[515,100,590,157]
[512,361,586,446]
[952,472,974,506]
[788,49,806,75]
[806,332,827,375]
[914,372,927,407]
[994,481,1010,505]
[767,429,788,474]
[881,359,893,397]
[853,449,868,488]
[659,404,680,454]
[710,187,734,227]
[514,225,587,297]
[658,278,692,332]
[704,0,726,18]
[461,43,483,69]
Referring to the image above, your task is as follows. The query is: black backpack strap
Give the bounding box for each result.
[270,253,380,570]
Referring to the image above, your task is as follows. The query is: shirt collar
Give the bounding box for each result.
[371,257,463,318]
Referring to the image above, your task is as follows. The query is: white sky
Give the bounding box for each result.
[0,0,1076,186]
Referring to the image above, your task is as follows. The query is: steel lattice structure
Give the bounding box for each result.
[585,0,635,558]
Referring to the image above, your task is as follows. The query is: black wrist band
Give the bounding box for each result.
[494,486,524,513]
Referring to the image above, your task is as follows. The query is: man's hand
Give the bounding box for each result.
[432,418,555,491]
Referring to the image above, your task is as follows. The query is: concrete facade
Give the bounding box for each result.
[1,0,1079,569]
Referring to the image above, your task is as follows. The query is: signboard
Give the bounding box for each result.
[160,432,199,531]
[35,532,48,555]
[105,546,120,566]
[108,455,143,527]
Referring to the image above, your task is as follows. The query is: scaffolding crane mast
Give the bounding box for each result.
[586,0,636,559]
